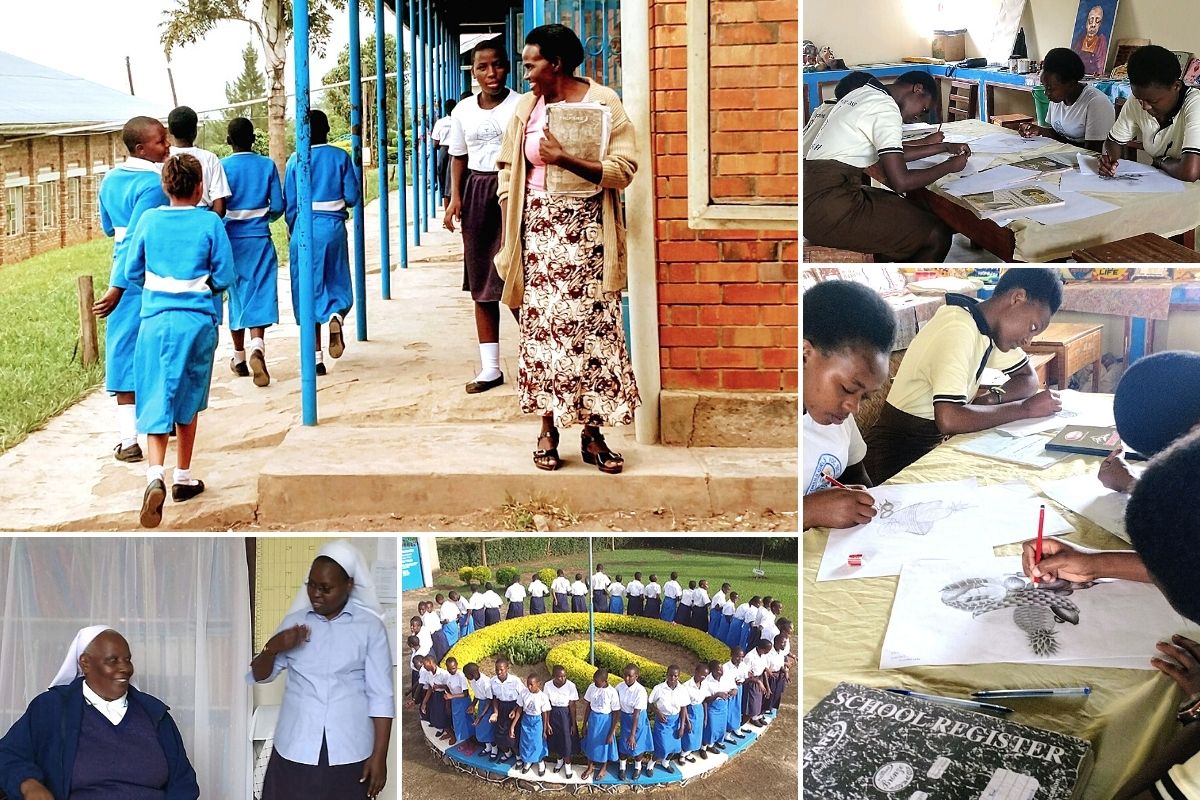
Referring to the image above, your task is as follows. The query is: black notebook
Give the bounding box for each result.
[1044,425,1146,461]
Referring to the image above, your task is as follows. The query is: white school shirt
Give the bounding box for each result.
[418,668,437,689]
[169,145,232,207]
[413,627,432,657]
[804,82,904,168]
[683,678,707,706]
[571,580,588,596]
[505,583,527,603]
[695,587,711,608]
[583,684,620,714]
[469,675,493,701]
[444,671,469,695]
[724,660,750,684]
[766,648,787,672]
[446,90,523,171]
[704,672,736,698]
[609,581,626,597]
[1108,87,1200,160]
[648,682,691,716]
[761,618,780,644]
[1047,84,1115,144]
[430,668,451,690]
[722,600,736,616]
[521,690,552,716]
[802,99,837,157]
[591,572,611,591]
[803,412,867,496]
[644,582,661,599]
[626,580,645,597]
[551,576,571,594]
[491,674,524,702]
[733,603,751,621]
[681,588,695,607]
[456,597,469,615]
[439,600,459,623]
[529,579,549,597]
[421,611,441,631]
[1159,748,1200,798]
[482,590,503,609]
[758,608,776,631]
[710,590,726,610]
[468,592,485,610]
[743,649,770,678]
[545,680,579,708]
[663,580,682,600]
[615,681,649,713]
[431,115,454,144]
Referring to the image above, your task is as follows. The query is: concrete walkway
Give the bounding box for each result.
[0,192,797,531]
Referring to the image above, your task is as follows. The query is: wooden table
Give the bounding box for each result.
[1072,232,1199,262]
[1024,322,1104,391]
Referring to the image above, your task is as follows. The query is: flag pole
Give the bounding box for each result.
[588,538,595,665]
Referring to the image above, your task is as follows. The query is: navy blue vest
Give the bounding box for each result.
[69,702,169,799]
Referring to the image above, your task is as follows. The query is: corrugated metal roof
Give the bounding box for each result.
[0,50,162,135]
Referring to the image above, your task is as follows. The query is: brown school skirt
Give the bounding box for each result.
[461,170,506,303]
[861,402,949,484]
[802,159,944,261]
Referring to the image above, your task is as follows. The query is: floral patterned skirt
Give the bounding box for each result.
[517,191,640,428]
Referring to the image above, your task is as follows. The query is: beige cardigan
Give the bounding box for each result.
[493,79,638,309]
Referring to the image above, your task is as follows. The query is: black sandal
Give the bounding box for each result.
[581,428,624,474]
[534,427,561,471]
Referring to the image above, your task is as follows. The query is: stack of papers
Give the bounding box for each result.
[1059,168,1187,194]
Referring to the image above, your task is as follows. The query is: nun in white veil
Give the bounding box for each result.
[249,540,395,800]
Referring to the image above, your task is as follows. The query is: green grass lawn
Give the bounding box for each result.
[0,239,114,453]
[429,545,799,619]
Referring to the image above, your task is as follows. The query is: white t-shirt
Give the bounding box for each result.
[683,678,706,706]
[1048,84,1115,143]
[710,590,726,609]
[170,145,231,208]
[551,576,570,594]
[722,600,736,616]
[1108,87,1200,160]
[626,580,645,597]
[583,684,620,714]
[724,660,750,683]
[733,603,751,621]
[469,675,493,701]
[444,671,469,695]
[520,691,552,716]
[491,674,524,702]
[468,593,485,610]
[446,90,523,172]
[743,649,770,678]
[616,681,649,713]
[804,83,904,168]
[803,412,867,496]
[802,100,838,157]
[439,600,459,622]
[481,591,502,609]
[609,581,625,597]
[431,115,454,144]
[413,627,432,657]
[421,611,441,631]
[545,680,578,707]
[694,587,711,607]
[505,583,527,603]
[529,579,549,597]
[571,580,588,596]
[648,682,691,716]
[663,580,682,599]
[591,572,610,591]
[681,588,695,606]
[644,582,661,599]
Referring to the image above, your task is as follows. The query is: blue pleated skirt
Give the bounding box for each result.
[444,621,459,649]
[661,597,677,622]
[428,689,449,730]
[288,214,352,325]
[553,592,568,612]
[652,712,683,760]
[519,712,548,764]
[582,710,617,764]
[618,709,652,757]
[644,597,661,618]
[593,589,609,612]
[105,283,142,393]
[507,601,524,619]
[727,685,745,733]
[474,699,496,744]
[228,235,280,329]
[704,697,728,744]
[609,596,624,616]
[530,595,546,614]
[571,595,587,613]
[709,608,722,633]
[450,696,473,741]
[494,699,519,752]
[134,310,217,434]
[682,704,704,751]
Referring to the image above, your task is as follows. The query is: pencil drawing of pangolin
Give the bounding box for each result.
[940,574,1096,656]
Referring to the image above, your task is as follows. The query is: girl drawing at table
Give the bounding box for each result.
[1019,48,1115,152]
[803,71,972,262]
[802,280,897,530]
[1101,44,1200,182]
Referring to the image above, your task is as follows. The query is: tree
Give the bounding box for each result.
[225,42,268,123]
[161,0,366,176]
[321,34,408,155]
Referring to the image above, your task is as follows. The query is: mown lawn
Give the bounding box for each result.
[0,238,113,453]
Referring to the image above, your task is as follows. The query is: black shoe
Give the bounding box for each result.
[617,767,626,781]
[315,362,327,376]
[713,743,726,752]
[730,730,747,740]
[645,763,654,777]
[465,373,504,394]
[537,763,546,777]
[750,718,766,728]
[683,753,696,763]
[697,749,708,760]
[172,480,205,502]
[248,349,270,387]
[520,762,529,774]
[140,479,166,528]
[230,357,249,377]
[489,751,500,762]
[660,762,675,774]
[114,442,143,462]
[328,315,345,358]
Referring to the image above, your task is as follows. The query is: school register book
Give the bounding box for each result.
[1044,425,1147,460]
[960,185,1066,220]
[1010,154,1077,176]
[803,683,1093,800]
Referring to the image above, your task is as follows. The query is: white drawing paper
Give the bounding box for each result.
[1077,153,1154,176]
[909,152,996,176]
[1039,472,1139,542]
[994,390,1115,437]
[880,556,1200,669]
[993,189,1120,226]
[967,133,1055,153]
[816,480,1072,582]
[943,165,1038,197]
[954,432,1067,469]
[1059,169,1187,194]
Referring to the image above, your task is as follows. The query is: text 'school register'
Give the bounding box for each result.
[803,683,1093,800]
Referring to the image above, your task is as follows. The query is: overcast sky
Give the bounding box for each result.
[0,1,408,116]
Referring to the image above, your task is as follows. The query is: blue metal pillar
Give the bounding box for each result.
[375,0,391,300]
[508,6,520,91]
[423,0,435,229]
[294,0,316,425]
[395,0,409,269]
[418,0,429,232]
[409,0,422,246]
[349,2,367,338]
[430,14,440,210]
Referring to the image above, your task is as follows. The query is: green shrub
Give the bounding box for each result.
[496,565,520,587]
[437,538,618,571]
[536,568,557,587]
[458,566,475,586]
[504,632,549,666]
[470,566,492,586]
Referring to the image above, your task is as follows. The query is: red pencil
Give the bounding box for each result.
[823,474,849,490]
[1034,504,1046,584]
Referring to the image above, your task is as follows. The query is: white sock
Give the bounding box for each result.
[315,350,324,363]
[619,759,626,770]
[174,467,199,486]
[117,405,137,448]
[555,759,563,769]
[633,761,642,774]
[475,342,501,382]
[250,337,265,353]
[232,349,246,364]
[147,465,165,484]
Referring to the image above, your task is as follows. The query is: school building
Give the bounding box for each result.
[0,51,162,264]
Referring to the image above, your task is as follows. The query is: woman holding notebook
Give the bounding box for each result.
[494,23,640,475]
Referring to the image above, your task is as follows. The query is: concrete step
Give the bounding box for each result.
[257,422,797,523]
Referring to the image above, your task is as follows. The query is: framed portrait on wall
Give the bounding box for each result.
[1070,0,1119,76]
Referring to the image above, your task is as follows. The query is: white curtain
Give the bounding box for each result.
[0,538,252,799]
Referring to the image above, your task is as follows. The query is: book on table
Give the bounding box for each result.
[960,184,1066,219]
[545,101,611,197]
[1010,154,1077,176]
[1044,425,1147,460]
[803,682,1093,800]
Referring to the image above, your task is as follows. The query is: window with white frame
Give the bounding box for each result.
[67,176,82,220]
[6,187,23,236]
[39,181,58,230]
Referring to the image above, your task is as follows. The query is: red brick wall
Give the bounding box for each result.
[651,0,798,394]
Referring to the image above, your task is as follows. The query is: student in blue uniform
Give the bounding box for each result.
[464,663,497,758]
[615,664,652,781]
[221,117,283,386]
[120,154,234,528]
[544,665,580,778]
[580,669,619,780]
[92,116,170,463]
[442,657,472,747]
[284,110,360,375]
[512,674,551,776]
[680,663,708,763]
